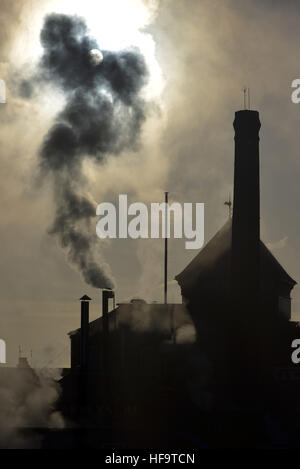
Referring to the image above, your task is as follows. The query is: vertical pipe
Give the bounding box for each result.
[102,290,114,377]
[79,295,91,417]
[102,291,109,377]
[80,295,91,370]
[164,191,168,304]
[102,289,114,414]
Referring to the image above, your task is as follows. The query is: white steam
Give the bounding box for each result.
[0,366,64,448]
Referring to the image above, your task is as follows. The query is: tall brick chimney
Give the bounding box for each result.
[232,110,261,313]
[230,110,262,407]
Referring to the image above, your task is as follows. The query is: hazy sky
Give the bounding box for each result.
[1,0,300,366]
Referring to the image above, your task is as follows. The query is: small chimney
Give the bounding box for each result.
[79,294,91,370]
[102,289,114,374]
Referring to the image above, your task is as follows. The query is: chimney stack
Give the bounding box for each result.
[232,110,261,312]
[230,110,262,407]
[79,295,91,370]
[102,289,114,376]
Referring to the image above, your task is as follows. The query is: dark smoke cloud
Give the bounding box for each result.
[26,13,149,289]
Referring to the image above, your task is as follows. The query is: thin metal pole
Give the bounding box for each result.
[164,191,168,304]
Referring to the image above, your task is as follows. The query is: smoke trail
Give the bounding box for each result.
[28,13,149,288]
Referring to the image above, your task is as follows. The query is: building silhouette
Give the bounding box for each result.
[60,109,300,448]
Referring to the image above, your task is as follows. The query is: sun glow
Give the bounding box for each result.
[11,0,163,101]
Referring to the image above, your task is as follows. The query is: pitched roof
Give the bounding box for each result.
[175,219,296,292]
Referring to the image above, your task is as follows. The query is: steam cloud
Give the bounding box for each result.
[27,13,149,288]
[0,366,64,448]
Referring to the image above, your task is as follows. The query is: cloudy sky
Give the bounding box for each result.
[0,0,300,367]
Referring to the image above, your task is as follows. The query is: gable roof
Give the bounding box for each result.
[175,219,296,293]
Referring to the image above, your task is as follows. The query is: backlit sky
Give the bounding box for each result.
[1,0,300,366]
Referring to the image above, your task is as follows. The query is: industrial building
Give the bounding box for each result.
[60,109,300,447]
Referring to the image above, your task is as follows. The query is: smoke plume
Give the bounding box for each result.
[26,13,149,288]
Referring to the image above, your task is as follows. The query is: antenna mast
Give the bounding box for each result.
[243,87,251,110]
[243,87,247,109]
[224,193,232,218]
